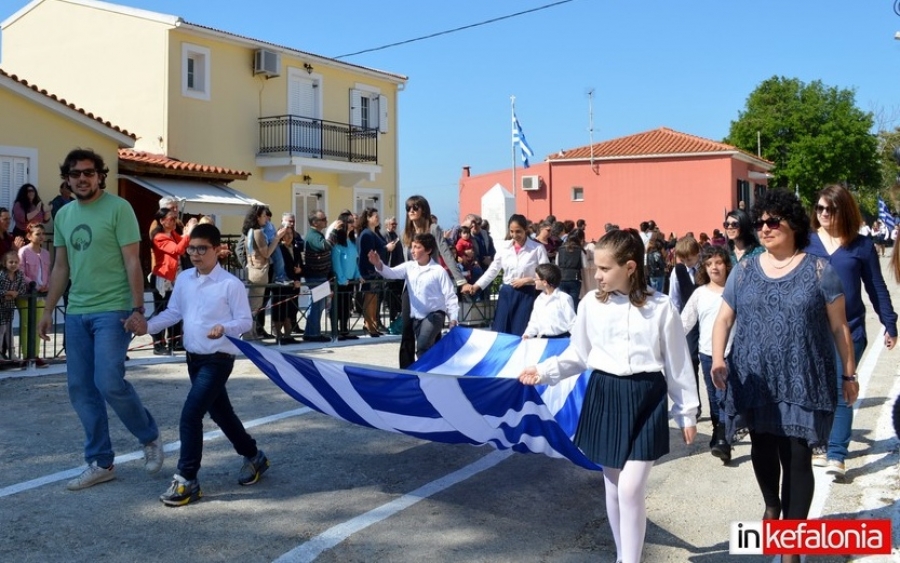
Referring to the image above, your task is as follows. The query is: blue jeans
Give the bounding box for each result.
[699,353,721,421]
[827,336,867,463]
[650,276,665,293]
[66,311,159,467]
[178,353,257,480]
[558,280,581,311]
[304,277,327,337]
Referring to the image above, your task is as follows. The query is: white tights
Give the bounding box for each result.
[603,460,654,563]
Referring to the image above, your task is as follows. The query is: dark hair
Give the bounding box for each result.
[413,232,437,256]
[752,188,811,250]
[190,223,221,247]
[403,195,433,246]
[150,207,173,238]
[595,228,652,307]
[59,148,109,189]
[576,218,586,229]
[695,245,732,286]
[459,225,471,236]
[356,207,379,233]
[563,227,585,251]
[508,213,528,233]
[811,184,862,244]
[14,183,41,211]
[535,263,561,288]
[724,208,759,252]
[242,204,266,235]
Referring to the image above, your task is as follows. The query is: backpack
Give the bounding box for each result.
[235,233,249,268]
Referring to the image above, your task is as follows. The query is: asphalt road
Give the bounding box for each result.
[1,265,898,563]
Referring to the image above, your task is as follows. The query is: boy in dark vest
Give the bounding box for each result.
[669,236,703,418]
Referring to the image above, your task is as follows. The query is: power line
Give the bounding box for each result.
[334,0,576,59]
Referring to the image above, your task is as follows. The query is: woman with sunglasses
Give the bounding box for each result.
[711,189,856,559]
[398,196,466,367]
[722,208,763,265]
[806,184,897,479]
[12,184,50,239]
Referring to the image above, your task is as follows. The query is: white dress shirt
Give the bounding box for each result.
[377,259,459,322]
[146,264,252,355]
[523,289,576,338]
[535,291,699,428]
[680,285,732,357]
[474,238,548,290]
[668,263,697,312]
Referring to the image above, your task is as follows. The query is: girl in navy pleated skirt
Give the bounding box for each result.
[520,228,699,563]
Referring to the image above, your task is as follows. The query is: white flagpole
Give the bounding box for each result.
[511,95,517,195]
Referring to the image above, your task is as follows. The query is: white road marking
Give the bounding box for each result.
[0,407,310,498]
[273,449,512,563]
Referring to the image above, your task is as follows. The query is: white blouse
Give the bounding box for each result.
[474,238,548,290]
[681,284,732,357]
[523,289,576,338]
[535,291,699,428]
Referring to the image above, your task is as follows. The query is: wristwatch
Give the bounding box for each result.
[131,306,146,315]
[842,375,857,382]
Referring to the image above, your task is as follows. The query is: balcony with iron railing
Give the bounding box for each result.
[258,115,378,164]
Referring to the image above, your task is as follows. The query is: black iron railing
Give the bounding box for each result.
[258,115,378,164]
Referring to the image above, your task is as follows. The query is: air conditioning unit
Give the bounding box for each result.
[521,175,541,191]
[253,49,281,78]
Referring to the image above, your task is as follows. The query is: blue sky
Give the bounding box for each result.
[3,0,899,221]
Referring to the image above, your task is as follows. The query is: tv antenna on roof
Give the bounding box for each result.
[587,88,598,175]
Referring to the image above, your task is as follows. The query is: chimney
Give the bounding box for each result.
[462,166,470,178]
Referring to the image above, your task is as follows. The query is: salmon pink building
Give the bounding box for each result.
[459,127,773,240]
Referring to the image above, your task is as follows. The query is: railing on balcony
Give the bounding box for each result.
[258,115,378,164]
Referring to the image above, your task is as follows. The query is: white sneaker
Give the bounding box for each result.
[67,462,116,491]
[825,459,846,478]
[143,439,164,474]
[812,453,827,467]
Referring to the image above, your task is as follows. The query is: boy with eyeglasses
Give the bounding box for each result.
[129,224,269,506]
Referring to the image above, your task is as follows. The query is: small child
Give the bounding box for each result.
[133,224,269,506]
[680,245,733,462]
[369,232,458,359]
[17,224,50,367]
[519,228,697,563]
[0,251,26,363]
[523,263,576,339]
[455,226,474,257]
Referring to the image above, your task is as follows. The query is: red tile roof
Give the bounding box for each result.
[548,127,772,164]
[0,68,136,139]
[118,149,251,179]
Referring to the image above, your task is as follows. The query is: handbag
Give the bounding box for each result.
[245,228,270,284]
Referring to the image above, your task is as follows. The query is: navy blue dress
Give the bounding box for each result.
[720,254,843,446]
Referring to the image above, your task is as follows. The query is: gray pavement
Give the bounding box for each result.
[1,265,899,562]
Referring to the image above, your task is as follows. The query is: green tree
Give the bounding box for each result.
[725,76,880,206]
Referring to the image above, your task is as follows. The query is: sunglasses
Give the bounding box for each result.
[753,217,784,231]
[406,204,421,212]
[185,245,211,256]
[66,169,98,179]
[815,204,836,215]
[723,221,740,229]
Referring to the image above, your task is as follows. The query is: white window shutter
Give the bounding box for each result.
[349,89,362,127]
[378,94,388,133]
[0,156,27,212]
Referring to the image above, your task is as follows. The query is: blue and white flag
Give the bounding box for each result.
[878,196,895,232]
[512,111,535,168]
[229,328,599,470]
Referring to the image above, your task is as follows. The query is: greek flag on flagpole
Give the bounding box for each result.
[878,197,896,232]
[229,328,600,470]
[512,111,535,168]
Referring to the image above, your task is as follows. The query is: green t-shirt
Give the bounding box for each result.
[53,191,141,314]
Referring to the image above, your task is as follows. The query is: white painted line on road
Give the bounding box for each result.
[0,407,311,498]
[273,449,513,563]
[807,337,883,520]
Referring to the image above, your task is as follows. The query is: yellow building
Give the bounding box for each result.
[0,67,135,219]
[1,0,407,235]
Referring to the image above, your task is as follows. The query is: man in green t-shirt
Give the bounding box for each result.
[38,148,164,491]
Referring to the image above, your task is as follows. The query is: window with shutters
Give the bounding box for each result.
[353,188,384,216]
[182,43,210,100]
[350,84,388,133]
[0,149,34,214]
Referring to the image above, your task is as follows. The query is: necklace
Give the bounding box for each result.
[767,249,799,270]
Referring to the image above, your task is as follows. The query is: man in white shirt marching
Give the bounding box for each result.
[129,224,269,506]
[368,232,458,360]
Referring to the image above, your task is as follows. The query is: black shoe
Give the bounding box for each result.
[710,423,731,463]
[238,450,269,486]
[278,336,299,345]
[367,331,381,338]
[291,326,305,335]
[258,330,275,340]
[303,335,331,343]
[153,348,169,356]
[337,334,360,341]
[159,475,202,507]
